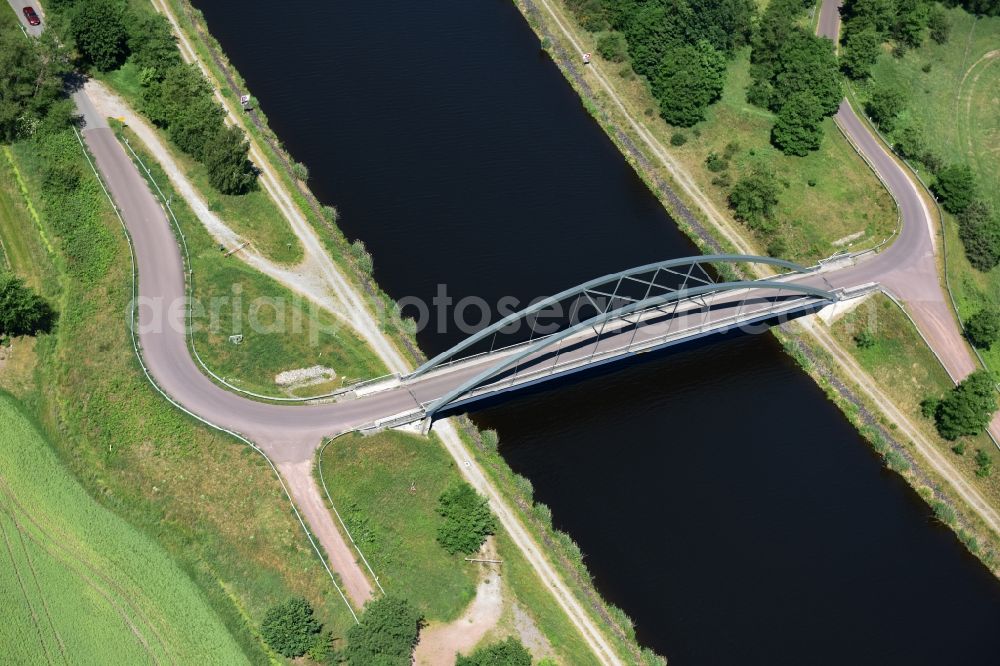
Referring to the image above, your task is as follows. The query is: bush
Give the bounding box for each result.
[975,449,994,478]
[345,596,422,666]
[932,370,999,441]
[854,328,877,349]
[669,132,688,146]
[436,482,496,555]
[204,125,257,195]
[596,31,628,63]
[457,637,533,666]
[928,5,951,44]
[966,309,1000,350]
[933,164,978,214]
[956,200,1000,272]
[728,167,779,228]
[0,273,56,337]
[705,152,728,172]
[0,27,70,141]
[866,85,907,132]
[260,597,321,658]
[292,161,310,181]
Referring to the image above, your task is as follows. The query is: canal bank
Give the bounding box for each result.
[175,0,1000,663]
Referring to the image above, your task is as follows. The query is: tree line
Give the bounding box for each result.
[47,0,257,195]
[566,0,755,126]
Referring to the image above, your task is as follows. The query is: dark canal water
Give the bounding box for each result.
[193,0,1000,663]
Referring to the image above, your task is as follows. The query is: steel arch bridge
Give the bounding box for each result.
[398,255,842,422]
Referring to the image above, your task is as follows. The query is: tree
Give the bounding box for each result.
[842,0,897,33]
[933,370,999,440]
[928,5,951,44]
[260,597,321,658]
[892,0,929,48]
[125,12,181,79]
[651,40,726,127]
[728,167,780,229]
[0,273,55,337]
[865,85,907,131]
[0,27,70,141]
[344,596,422,666]
[840,27,882,79]
[204,126,258,194]
[956,200,1000,271]
[966,309,1000,350]
[436,482,496,555]
[70,0,129,72]
[457,637,533,666]
[596,31,628,63]
[771,30,842,115]
[933,164,978,214]
[772,91,825,155]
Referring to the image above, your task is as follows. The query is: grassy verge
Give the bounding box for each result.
[115,123,386,395]
[862,7,1000,375]
[318,431,478,622]
[830,296,1000,509]
[0,126,356,662]
[97,61,304,265]
[0,392,245,663]
[317,430,599,665]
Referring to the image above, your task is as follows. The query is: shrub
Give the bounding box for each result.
[885,450,910,473]
[966,309,1000,350]
[956,200,1000,272]
[728,167,779,228]
[204,125,257,195]
[456,637,532,666]
[292,161,310,181]
[596,31,628,63]
[705,152,728,172]
[931,500,956,525]
[933,164,978,214]
[0,273,56,337]
[322,204,339,223]
[0,26,70,141]
[711,172,732,188]
[854,328,877,349]
[669,132,688,146]
[866,85,907,132]
[260,597,321,658]
[345,596,422,666]
[928,5,951,44]
[975,449,994,478]
[436,482,496,555]
[932,370,999,440]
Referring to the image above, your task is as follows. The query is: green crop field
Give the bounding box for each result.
[864,7,1000,375]
[0,393,245,663]
[319,430,478,622]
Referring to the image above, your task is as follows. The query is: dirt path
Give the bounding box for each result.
[413,545,504,665]
[276,461,373,606]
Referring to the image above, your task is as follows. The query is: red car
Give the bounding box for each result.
[23,6,41,26]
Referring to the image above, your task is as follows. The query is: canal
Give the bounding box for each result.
[192,0,1000,663]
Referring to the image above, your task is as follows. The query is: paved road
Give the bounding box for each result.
[816,0,999,441]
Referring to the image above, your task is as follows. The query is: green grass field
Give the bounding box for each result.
[100,62,304,265]
[318,429,601,664]
[0,393,246,663]
[319,431,478,622]
[864,7,1000,374]
[117,126,387,396]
